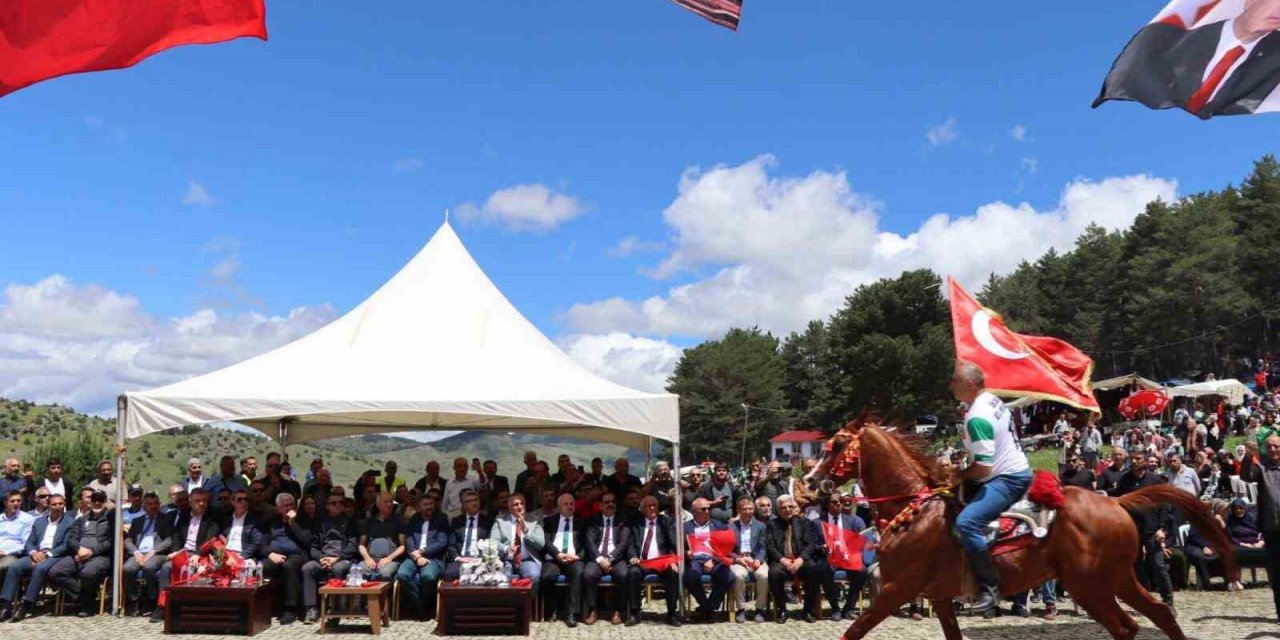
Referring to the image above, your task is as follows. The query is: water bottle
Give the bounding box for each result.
[347,563,361,586]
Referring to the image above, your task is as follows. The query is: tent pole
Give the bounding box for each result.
[671,440,685,617]
[644,437,652,481]
[112,395,127,616]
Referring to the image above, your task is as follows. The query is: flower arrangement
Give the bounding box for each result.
[457,539,509,587]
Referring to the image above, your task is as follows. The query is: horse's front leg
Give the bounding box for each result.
[841,578,923,640]
[932,598,963,640]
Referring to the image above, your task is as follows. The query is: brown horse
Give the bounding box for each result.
[803,417,1237,640]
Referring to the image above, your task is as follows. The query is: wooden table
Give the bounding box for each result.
[436,583,533,636]
[163,580,275,636]
[318,581,392,635]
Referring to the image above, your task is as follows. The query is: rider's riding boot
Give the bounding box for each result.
[967,547,1002,614]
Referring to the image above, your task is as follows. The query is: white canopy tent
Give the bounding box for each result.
[1092,374,1163,392]
[111,221,683,613]
[1167,378,1256,406]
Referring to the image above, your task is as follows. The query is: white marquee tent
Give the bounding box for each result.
[111,221,683,612]
[1167,378,1255,406]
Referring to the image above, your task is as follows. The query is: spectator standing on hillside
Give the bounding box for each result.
[603,459,641,500]
[697,463,740,524]
[1080,420,1103,470]
[379,461,406,494]
[441,458,477,520]
[1116,451,1175,612]
[40,458,71,500]
[642,461,677,510]
[413,461,446,495]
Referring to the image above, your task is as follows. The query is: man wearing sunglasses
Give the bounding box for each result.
[302,493,358,624]
[683,497,732,623]
[221,489,262,561]
[26,489,50,519]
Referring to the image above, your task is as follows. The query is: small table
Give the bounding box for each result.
[164,580,275,636]
[318,581,392,635]
[436,583,532,636]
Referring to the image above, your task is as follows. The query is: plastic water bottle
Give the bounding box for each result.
[347,563,361,586]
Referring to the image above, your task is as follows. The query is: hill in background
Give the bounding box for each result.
[0,398,640,492]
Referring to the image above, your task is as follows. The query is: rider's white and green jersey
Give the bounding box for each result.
[962,391,1030,482]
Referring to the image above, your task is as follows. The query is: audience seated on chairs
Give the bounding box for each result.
[0,490,55,622]
[767,494,825,624]
[728,496,769,623]
[221,488,263,566]
[358,492,404,582]
[582,492,630,625]
[817,492,866,621]
[154,487,221,622]
[397,493,449,620]
[258,492,310,625]
[488,494,543,601]
[444,490,493,581]
[47,490,113,617]
[541,493,587,627]
[625,495,682,627]
[302,491,359,624]
[683,497,733,623]
[1226,497,1265,590]
[121,492,171,618]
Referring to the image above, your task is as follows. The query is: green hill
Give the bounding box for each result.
[0,398,642,494]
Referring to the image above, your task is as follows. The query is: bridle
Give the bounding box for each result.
[821,426,954,534]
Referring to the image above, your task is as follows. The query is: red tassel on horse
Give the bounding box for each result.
[1027,470,1065,509]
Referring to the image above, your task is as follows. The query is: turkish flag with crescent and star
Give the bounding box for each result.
[948,277,1099,412]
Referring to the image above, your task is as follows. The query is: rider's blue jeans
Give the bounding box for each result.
[956,469,1034,554]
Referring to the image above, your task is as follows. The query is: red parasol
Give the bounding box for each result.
[1117,389,1169,420]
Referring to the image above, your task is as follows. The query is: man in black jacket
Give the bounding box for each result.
[47,490,112,616]
[625,495,682,627]
[444,490,494,580]
[582,492,632,625]
[302,492,358,623]
[258,493,312,625]
[1247,433,1280,620]
[220,488,263,561]
[154,488,221,622]
[766,495,825,623]
[541,493,587,627]
[1116,449,1176,611]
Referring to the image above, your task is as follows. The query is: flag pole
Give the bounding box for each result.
[112,395,127,616]
[672,440,685,616]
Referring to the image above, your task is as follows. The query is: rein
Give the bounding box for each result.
[825,429,954,533]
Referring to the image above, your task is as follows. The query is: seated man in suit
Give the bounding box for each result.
[582,492,631,625]
[489,493,543,593]
[444,490,494,580]
[302,492,359,624]
[358,492,404,582]
[121,492,171,617]
[767,495,825,623]
[625,495,683,627]
[258,493,312,625]
[397,493,450,620]
[154,488,221,621]
[683,498,733,622]
[817,492,867,621]
[47,490,113,617]
[1,492,74,621]
[728,496,769,623]
[541,493,586,627]
[221,488,262,561]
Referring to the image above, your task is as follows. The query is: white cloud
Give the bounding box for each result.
[456,183,585,232]
[560,332,683,393]
[210,255,242,286]
[393,157,425,173]
[563,156,1177,340]
[926,117,960,146]
[0,275,334,415]
[608,235,665,258]
[1011,124,1028,142]
[183,180,214,207]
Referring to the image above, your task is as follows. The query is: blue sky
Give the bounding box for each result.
[1,1,1276,413]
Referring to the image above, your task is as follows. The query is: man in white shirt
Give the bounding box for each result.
[540,493,586,627]
[0,491,37,616]
[396,494,449,621]
[728,497,769,622]
[441,457,477,520]
[83,461,118,509]
[182,458,209,494]
[1,492,72,622]
[39,459,70,500]
[221,489,260,557]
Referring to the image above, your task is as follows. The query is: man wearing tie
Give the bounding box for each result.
[121,492,171,618]
[818,492,867,621]
[488,494,544,598]
[583,492,632,625]
[728,496,769,623]
[0,492,73,622]
[684,498,733,622]
[767,495,825,623]
[445,490,493,580]
[626,495,682,627]
[541,493,586,627]
[397,493,449,620]
[155,488,221,622]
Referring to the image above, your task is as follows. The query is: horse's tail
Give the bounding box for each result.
[1115,485,1237,580]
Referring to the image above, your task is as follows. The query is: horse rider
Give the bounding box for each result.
[948,361,1034,614]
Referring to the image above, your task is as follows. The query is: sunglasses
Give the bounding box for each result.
[232,497,247,503]
[326,500,343,506]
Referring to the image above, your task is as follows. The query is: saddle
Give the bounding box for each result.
[958,470,1064,557]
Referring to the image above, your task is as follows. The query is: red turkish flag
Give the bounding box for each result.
[821,523,866,571]
[0,0,267,98]
[949,277,1099,412]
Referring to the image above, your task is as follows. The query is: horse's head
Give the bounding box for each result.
[802,415,874,493]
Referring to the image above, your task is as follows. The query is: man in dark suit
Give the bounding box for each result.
[154,488,221,621]
[220,489,263,564]
[122,492,172,617]
[728,497,769,623]
[817,493,867,620]
[47,490,113,617]
[767,495,825,623]
[444,490,493,580]
[683,498,733,622]
[397,493,450,620]
[625,495,682,627]
[0,492,74,621]
[582,492,631,625]
[478,460,511,503]
[541,493,587,627]
[301,492,359,624]
[1095,0,1280,118]
[257,492,312,625]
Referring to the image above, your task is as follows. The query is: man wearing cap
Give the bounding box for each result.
[48,490,113,616]
[121,486,146,526]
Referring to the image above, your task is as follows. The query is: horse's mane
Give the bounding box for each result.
[865,425,944,487]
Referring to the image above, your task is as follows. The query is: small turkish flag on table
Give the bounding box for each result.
[0,0,267,98]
